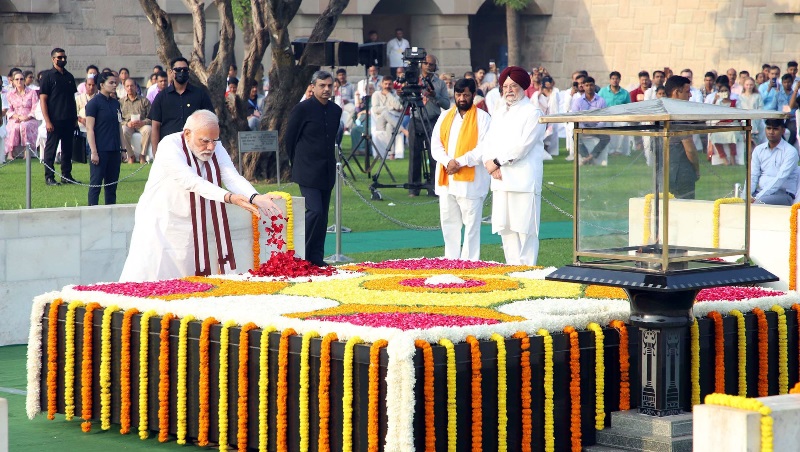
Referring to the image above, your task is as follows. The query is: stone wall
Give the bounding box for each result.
[0,199,304,346]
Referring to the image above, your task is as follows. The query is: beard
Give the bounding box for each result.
[456,99,473,112]
[504,90,524,107]
[188,143,214,162]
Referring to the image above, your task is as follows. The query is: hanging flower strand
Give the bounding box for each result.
[466,335,483,452]
[490,333,508,452]
[729,310,747,396]
[276,328,298,452]
[137,310,158,439]
[317,332,338,452]
[342,336,363,452]
[81,302,102,433]
[537,329,555,452]
[563,326,582,452]
[609,320,630,410]
[368,339,389,452]
[46,299,64,421]
[438,338,458,452]
[257,325,277,452]
[197,317,219,447]
[157,313,176,442]
[511,332,532,452]
[238,322,258,451]
[64,301,85,421]
[415,339,436,452]
[99,305,120,431]
[690,319,701,407]
[176,314,196,445]
[707,311,725,393]
[299,330,320,452]
[586,323,605,430]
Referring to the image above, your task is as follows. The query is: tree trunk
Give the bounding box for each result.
[242,0,351,180]
[506,5,520,67]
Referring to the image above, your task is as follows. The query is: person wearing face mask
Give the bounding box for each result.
[479,66,547,265]
[85,72,123,205]
[148,56,214,158]
[39,47,80,186]
[119,110,284,282]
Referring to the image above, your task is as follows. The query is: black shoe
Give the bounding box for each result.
[46,178,61,186]
[61,175,82,184]
[311,261,330,268]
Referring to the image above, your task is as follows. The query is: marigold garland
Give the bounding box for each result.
[791,382,800,394]
[730,310,748,396]
[537,329,555,452]
[317,332,338,452]
[491,333,508,452]
[712,197,744,248]
[753,308,769,397]
[81,302,102,432]
[586,323,605,430]
[342,335,363,452]
[218,319,238,451]
[609,320,630,410]
[64,301,84,421]
[690,319,701,406]
[368,339,389,452]
[299,330,321,452]
[46,299,63,421]
[770,305,788,394]
[511,332,532,452]
[198,317,219,447]
[238,322,258,451]
[176,314,196,445]
[137,310,157,439]
[707,311,726,393]
[277,328,298,452]
[157,313,176,442]
[584,285,627,300]
[789,203,800,290]
[466,335,483,452]
[563,326,582,452]
[118,308,139,434]
[642,192,675,244]
[268,191,294,250]
[100,305,119,430]
[438,338,458,452]
[258,325,277,452]
[252,213,261,267]
[704,394,773,452]
[793,304,800,381]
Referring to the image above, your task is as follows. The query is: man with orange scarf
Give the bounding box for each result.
[430,78,492,260]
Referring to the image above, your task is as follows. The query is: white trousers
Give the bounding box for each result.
[439,194,485,261]
[500,231,539,266]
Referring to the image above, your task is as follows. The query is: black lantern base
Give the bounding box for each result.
[547,264,777,417]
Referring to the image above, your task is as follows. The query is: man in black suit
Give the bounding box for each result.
[39,48,79,186]
[285,71,342,267]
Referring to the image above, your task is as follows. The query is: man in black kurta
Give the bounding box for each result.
[285,71,342,267]
[39,48,79,185]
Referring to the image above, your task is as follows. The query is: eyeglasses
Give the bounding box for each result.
[172,67,189,73]
[199,138,220,145]
[54,56,67,60]
[13,78,24,81]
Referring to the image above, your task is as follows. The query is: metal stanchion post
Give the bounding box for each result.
[25,143,32,209]
[325,162,353,263]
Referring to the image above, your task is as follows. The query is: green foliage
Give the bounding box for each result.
[232,0,252,29]
[493,0,531,10]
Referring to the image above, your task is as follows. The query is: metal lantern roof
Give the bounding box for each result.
[539,98,788,123]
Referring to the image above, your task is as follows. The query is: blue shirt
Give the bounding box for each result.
[751,139,799,199]
[597,85,630,107]
[776,88,798,115]
[758,81,779,110]
[570,93,608,128]
[85,93,122,152]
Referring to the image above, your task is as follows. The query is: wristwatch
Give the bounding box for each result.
[493,158,501,168]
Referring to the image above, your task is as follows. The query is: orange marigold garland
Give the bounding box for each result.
[563,326,582,452]
[237,322,258,451]
[753,307,769,397]
[790,204,800,290]
[46,299,64,420]
[197,317,219,446]
[119,308,139,434]
[512,332,532,452]
[80,302,102,432]
[465,335,482,452]
[252,213,261,268]
[791,382,800,394]
[157,313,176,442]
[317,332,338,452]
[609,320,630,410]
[793,304,800,382]
[368,339,389,452]
[708,311,726,393]
[276,328,297,452]
[415,339,436,452]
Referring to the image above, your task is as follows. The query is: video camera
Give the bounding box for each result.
[396,47,435,103]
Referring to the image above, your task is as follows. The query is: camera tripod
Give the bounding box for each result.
[369,92,434,200]
[345,96,397,182]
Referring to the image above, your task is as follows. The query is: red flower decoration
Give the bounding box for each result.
[398,278,486,289]
[73,280,214,297]
[311,312,500,330]
[355,258,504,270]
[249,250,335,279]
[695,286,784,302]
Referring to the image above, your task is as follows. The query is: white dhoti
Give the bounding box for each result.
[492,191,541,265]
[439,194,486,261]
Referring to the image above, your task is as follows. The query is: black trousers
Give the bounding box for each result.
[578,134,611,159]
[299,185,332,265]
[408,117,437,194]
[43,119,76,180]
[88,151,121,205]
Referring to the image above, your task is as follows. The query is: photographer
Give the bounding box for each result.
[408,53,450,196]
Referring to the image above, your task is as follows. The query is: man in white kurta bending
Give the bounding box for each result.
[480,66,547,265]
[430,78,492,260]
[120,110,283,282]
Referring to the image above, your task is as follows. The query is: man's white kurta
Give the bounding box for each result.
[478,97,547,236]
[386,38,410,68]
[119,132,258,282]
[430,106,493,198]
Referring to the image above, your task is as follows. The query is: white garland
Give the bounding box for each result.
[26,291,60,419]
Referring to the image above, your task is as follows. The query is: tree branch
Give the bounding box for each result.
[182,0,207,67]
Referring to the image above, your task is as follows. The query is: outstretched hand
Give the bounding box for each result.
[251,194,284,218]
[230,194,259,217]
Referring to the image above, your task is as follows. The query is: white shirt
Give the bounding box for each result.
[386,38,410,68]
[689,86,703,103]
[476,97,547,193]
[751,138,800,200]
[644,85,660,100]
[430,106,492,198]
[119,132,258,282]
[484,87,501,115]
